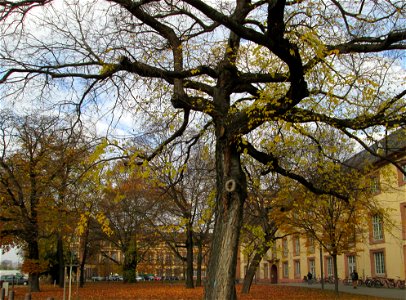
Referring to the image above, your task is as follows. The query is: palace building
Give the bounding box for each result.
[237,129,406,283]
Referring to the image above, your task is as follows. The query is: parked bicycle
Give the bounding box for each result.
[324,276,339,284]
[395,277,405,289]
[343,277,352,285]
[375,277,400,288]
[364,276,405,289]
[343,277,363,286]
[364,277,383,288]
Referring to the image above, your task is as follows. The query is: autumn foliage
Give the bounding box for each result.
[21,259,49,275]
[9,282,389,300]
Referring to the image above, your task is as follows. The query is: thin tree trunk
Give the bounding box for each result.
[319,245,324,290]
[204,142,247,300]
[241,245,271,294]
[185,222,194,288]
[333,253,339,295]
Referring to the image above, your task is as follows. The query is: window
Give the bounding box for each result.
[264,263,268,279]
[282,262,289,278]
[370,175,380,194]
[401,203,406,240]
[372,214,384,241]
[347,226,356,246]
[374,252,385,275]
[347,255,356,277]
[293,236,300,256]
[282,238,288,257]
[294,260,301,278]
[111,251,118,261]
[326,257,334,277]
[166,253,172,265]
[272,243,277,259]
[308,259,316,277]
[307,236,315,254]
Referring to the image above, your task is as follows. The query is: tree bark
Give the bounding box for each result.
[319,245,324,290]
[333,253,339,295]
[204,141,247,300]
[185,222,194,288]
[57,236,65,288]
[195,239,203,287]
[27,240,41,292]
[79,226,90,288]
[123,238,137,283]
[241,245,271,294]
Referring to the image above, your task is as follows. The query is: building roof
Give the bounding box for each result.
[344,128,406,170]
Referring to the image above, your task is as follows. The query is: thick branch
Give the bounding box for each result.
[281,104,406,130]
[241,141,349,201]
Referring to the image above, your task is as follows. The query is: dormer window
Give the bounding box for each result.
[370,175,380,194]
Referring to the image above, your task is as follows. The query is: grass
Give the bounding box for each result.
[7,282,392,300]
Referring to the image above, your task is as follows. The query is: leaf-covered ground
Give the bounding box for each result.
[10,282,389,300]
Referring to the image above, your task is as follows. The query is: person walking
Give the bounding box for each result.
[351,270,359,289]
[307,272,313,284]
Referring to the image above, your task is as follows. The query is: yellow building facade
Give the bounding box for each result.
[238,132,406,283]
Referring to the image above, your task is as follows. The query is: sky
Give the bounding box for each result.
[0,248,21,263]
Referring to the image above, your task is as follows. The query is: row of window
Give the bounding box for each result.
[280,214,385,259]
[280,251,385,279]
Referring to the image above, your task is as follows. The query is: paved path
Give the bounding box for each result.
[278,282,405,300]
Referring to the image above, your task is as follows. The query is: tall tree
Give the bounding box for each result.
[239,178,281,294]
[148,139,215,288]
[97,161,160,283]
[0,112,89,292]
[1,1,406,298]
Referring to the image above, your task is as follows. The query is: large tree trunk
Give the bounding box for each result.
[57,236,65,288]
[79,245,88,287]
[79,227,90,288]
[195,239,203,287]
[123,238,137,283]
[241,245,271,294]
[27,240,41,292]
[204,142,247,300]
[185,222,194,288]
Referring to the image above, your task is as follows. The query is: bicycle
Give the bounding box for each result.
[372,277,397,288]
[364,277,373,287]
[372,277,385,288]
[395,277,405,289]
[342,277,352,286]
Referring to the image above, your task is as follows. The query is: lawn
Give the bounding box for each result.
[8,282,389,300]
